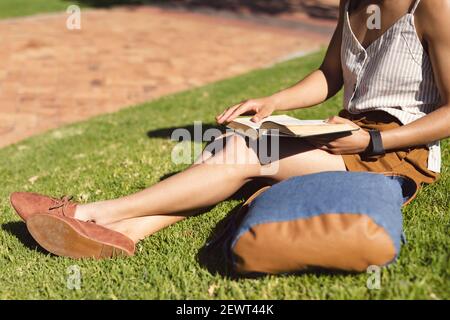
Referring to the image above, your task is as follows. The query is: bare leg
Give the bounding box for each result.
[75,134,261,225]
[104,215,185,243]
[76,134,346,231]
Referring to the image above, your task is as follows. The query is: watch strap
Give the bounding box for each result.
[368,130,385,156]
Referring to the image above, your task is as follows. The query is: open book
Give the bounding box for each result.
[227,115,358,139]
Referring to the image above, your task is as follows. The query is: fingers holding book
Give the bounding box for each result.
[306,123,370,155]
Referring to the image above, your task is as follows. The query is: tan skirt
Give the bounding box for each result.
[339,109,440,186]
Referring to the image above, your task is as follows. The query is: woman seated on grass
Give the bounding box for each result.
[10,0,450,258]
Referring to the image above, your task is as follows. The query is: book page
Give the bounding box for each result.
[262,115,326,126]
[232,115,325,129]
[229,115,357,138]
[231,117,262,130]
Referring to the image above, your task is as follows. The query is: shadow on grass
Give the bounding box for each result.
[196,203,241,278]
[2,221,48,254]
[197,178,275,278]
[74,0,339,19]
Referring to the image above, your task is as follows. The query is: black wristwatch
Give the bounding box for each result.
[367,130,385,156]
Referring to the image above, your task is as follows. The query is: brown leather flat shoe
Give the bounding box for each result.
[26,214,135,259]
[10,192,77,221]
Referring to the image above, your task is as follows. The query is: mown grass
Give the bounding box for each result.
[0,0,84,19]
[0,51,448,299]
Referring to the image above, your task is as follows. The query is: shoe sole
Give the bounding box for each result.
[27,214,132,259]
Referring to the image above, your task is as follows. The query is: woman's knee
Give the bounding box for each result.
[208,133,260,165]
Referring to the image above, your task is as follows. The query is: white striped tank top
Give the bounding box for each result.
[341,0,442,172]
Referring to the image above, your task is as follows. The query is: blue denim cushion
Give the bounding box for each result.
[232,171,405,259]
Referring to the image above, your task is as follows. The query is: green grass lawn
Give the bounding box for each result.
[0,51,448,299]
[0,0,154,20]
[0,0,83,19]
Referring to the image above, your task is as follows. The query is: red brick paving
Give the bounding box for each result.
[0,5,337,148]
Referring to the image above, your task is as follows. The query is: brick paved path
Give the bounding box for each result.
[0,5,336,148]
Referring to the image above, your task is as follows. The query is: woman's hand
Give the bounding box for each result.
[216,96,277,124]
[307,116,371,155]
